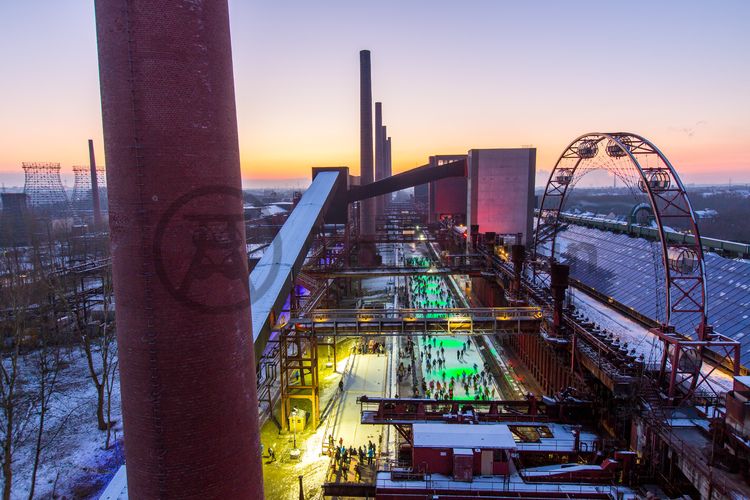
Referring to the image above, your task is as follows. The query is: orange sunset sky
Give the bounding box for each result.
[0,1,748,188]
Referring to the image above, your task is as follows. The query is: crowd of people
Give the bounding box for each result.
[406,252,499,401]
[409,273,456,309]
[416,335,498,400]
[328,435,377,481]
[353,340,385,355]
[406,255,430,267]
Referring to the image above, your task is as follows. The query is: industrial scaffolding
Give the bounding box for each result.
[22,162,69,207]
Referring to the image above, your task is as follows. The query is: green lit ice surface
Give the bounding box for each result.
[407,252,498,401]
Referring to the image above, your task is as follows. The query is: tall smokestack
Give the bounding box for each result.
[380,125,387,178]
[374,102,384,218]
[385,135,392,207]
[88,139,102,227]
[386,136,392,178]
[94,1,263,498]
[359,50,375,234]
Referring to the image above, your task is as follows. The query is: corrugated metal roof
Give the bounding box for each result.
[541,224,750,364]
[412,423,516,449]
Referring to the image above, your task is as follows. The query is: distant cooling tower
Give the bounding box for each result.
[22,162,68,208]
[71,165,105,204]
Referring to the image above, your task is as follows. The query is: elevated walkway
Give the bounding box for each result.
[249,170,340,357]
[304,265,484,278]
[289,306,542,336]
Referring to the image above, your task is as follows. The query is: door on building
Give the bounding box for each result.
[481,450,493,476]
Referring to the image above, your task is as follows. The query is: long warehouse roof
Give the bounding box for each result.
[540,223,750,364]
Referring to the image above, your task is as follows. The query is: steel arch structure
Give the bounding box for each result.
[533,132,708,339]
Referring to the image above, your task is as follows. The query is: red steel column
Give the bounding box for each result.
[94,1,263,498]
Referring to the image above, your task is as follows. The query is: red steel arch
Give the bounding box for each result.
[534,132,708,339]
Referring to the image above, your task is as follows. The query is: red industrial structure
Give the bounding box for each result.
[94,1,263,498]
[411,423,515,478]
[428,154,468,225]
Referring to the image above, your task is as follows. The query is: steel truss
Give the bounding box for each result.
[286,306,542,336]
[279,328,320,431]
[534,132,739,400]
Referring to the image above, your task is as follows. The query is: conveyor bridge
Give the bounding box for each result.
[303,264,485,278]
[286,306,542,336]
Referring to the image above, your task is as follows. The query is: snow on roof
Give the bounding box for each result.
[521,463,605,477]
[412,423,516,450]
[261,204,286,216]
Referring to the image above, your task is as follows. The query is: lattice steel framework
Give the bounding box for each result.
[71,165,106,203]
[534,133,706,335]
[22,162,69,207]
[279,328,320,431]
[533,133,739,401]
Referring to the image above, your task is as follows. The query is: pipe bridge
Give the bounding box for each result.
[303,264,485,278]
[283,306,542,335]
[357,395,591,426]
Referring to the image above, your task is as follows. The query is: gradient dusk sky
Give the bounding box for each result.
[0,0,748,188]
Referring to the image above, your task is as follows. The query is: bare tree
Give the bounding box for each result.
[101,278,118,449]
[48,229,116,432]
[26,322,62,500]
[104,354,119,450]
[0,334,23,500]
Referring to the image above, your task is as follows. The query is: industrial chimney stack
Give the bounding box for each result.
[94,1,264,498]
[88,139,102,227]
[359,50,375,235]
[375,102,384,218]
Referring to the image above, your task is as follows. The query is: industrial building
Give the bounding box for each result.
[3,2,747,500]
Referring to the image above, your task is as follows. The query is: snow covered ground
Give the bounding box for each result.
[3,348,123,499]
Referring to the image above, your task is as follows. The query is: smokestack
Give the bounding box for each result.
[380,125,387,179]
[385,136,392,207]
[88,139,102,227]
[374,102,384,218]
[386,136,392,177]
[94,1,263,498]
[359,50,375,234]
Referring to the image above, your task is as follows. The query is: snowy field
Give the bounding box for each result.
[3,348,123,499]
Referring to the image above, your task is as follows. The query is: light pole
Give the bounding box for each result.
[292,410,297,448]
[290,407,301,459]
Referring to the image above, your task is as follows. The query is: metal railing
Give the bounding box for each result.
[298,306,542,323]
[375,471,630,498]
